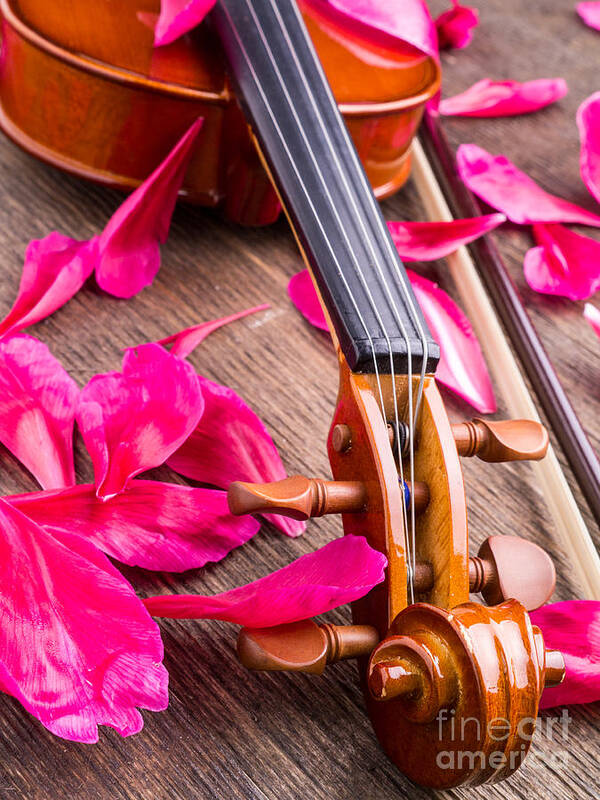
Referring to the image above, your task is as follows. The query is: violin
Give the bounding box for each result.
[205,0,565,789]
[0,0,438,225]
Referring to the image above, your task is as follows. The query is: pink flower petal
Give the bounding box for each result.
[577,91,600,206]
[435,1,479,49]
[0,234,97,339]
[144,535,386,625]
[407,269,496,413]
[523,223,600,301]
[387,214,506,261]
[584,302,600,337]
[0,335,78,489]
[167,376,305,537]
[287,269,495,413]
[303,0,438,61]
[155,304,271,358]
[457,144,600,227]
[531,601,600,708]
[96,118,203,297]
[7,480,259,572]
[288,269,328,331]
[154,0,216,46]
[578,2,600,31]
[0,498,168,742]
[439,78,568,118]
[77,343,204,500]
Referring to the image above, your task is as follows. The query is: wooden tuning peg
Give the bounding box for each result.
[470,535,556,611]
[237,619,379,674]
[228,475,368,520]
[451,418,549,462]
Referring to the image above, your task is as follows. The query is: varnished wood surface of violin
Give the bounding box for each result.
[0,0,438,225]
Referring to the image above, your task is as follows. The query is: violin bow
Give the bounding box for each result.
[414,112,600,599]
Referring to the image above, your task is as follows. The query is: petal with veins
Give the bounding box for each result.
[577,91,600,206]
[7,481,259,572]
[0,498,168,742]
[387,214,505,260]
[439,78,567,117]
[0,335,78,489]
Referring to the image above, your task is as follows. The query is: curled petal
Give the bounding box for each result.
[531,601,600,708]
[154,0,216,46]
[0,234,97,339]
[387,214,505,261]
[167,376,304,537]
[578,2,600,31]
[77,343,204,500]
[0,498,168,742]
[435,1,479,50]
[584,303,600,338]
[287,269,495,413]
[154,304,271,358]
[144,535,387,625]
[439,78,568,118]
[0,335,78,489]
[96,119,203,297]
[303,0,438,61]
[523,224,600,301]
[7,481,258,572]
[457,144,600,227]
[577,91,600,206]
[407,270,495,413]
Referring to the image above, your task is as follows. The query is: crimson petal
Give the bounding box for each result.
[407,270,495,413]
[439,78,568,118]
[584,303,600,338]
[144,535,386,625]
[531,601,600,708]
[0,498,168,742]
[288,269,328,331]
[523,223,600,301]
[577,2,600,31]
[387,214,505,261]
[155,303,270,358]
[167,375,305,537]
[0,234,97,339]
[457,144,600,227]
[77,343,204,500]
[435,1,479,50]
[7,480,258,572]
[0,335,78,489]
[96,119,203,297]
[577,91,600,206]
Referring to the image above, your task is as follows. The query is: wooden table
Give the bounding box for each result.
[0,1,598,797]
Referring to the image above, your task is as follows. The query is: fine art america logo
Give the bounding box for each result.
[435,708,571,771]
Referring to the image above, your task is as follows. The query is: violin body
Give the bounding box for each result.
[0,0,439,225]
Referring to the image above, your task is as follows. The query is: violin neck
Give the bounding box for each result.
[212,0,439,375]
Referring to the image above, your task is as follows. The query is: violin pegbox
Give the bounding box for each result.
[227,357,564,788]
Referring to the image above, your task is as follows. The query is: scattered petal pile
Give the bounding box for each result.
[439,78,568,118]
[532,601,600,708]
[145,535,387,626]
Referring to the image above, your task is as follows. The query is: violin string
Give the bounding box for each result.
[225,0,427,601]
[217,1,389,426]
[261,0,413,594]
[278,0,429,600]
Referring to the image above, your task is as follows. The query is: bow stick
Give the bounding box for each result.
[411,126,600,600]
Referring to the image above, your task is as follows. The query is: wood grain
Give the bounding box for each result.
[0,1,597,797]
